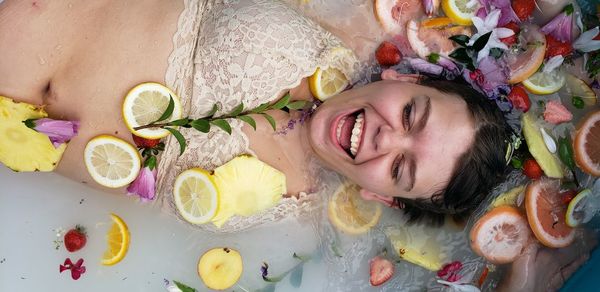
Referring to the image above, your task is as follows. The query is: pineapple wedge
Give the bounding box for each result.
[0,96,66,172]
[211,156,286,227]
[385,224,447,271]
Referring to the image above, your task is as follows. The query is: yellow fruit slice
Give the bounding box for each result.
[211,156,286,227]
[101,213,130,266]
[521,112,564,178]
[308,67,349,101]
[442,0,479,25]
[385,225,445,271]
[173,168,219,225]
[564,74,597,106]
[421,17,453,28]
[523,69,566,95]
[84,135,141,188]
[488,185,526,210]
[122,82,183,139]
[565,189,593,227]
[328,182,382,234]
[198,247,243,290]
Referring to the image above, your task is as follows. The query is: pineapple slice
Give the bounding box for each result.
[211,156,286,227]
[385,224,447,271]
[0,96,66,172]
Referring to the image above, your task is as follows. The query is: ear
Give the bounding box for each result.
[359,188,395,206]
[381,69,420,83]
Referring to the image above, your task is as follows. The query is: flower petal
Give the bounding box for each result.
[573,27,600,52]
[126,167,157,202]
[495,27,515,39]
[543,55,564,73]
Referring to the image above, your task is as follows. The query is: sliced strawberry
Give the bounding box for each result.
[544,100,573,125]
[523,159,543,180]
[512,0,535,22]
[545,35,573,58]
[132,134,161,148]
[375,41,402,67]
[500,22,520,46]
[369,256,395,286]
[507,85,531,112]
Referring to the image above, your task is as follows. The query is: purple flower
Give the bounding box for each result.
[25,118,80,148]
[422,0,439,16]
[406,57,444,75]
[463,56,509,99]
[478,0,519,26]
[127,156,157,202]
[261,262,270,280]
[540,4,574,43]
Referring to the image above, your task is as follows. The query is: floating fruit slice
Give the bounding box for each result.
[523,69,566,95]
[101,213,130,266]
[488,185,526,210]
[83,135,141,188]
[328,182,382,235]
[122,82,183,139]
[521,112,564,178]
[565,189,594,227]
[198,247,243,290]
[470,206,532,264]
[407,20,471,59]
[173,168,219,225]
[525,179,575,248]
[421,17,453,28]
[308,67,349,101]
[574,110,600,176]
[374,0,424,34]
[564,74,597,106]
[442,0,479,25]
[507,25,546,84]
[211,156,286,227]
[385,225,444,271]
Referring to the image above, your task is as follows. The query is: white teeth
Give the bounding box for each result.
[350,112,364,156]
[336,116,347,144]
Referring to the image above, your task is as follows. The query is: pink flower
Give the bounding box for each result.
[127,166,157,202]
[25,118,80,148]
[540,4,574,43]
[59,258,86,280]
[437,261,463,282]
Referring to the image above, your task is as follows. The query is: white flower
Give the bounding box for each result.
[468,9,514,62]
[543,55,564,73]
[573,26,600,52]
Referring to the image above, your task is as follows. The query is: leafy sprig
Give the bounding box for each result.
[133,94,308,156]
[448,32,494,71]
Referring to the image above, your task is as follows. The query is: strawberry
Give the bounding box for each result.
[369,256,395,286]
[512,0,535,22]
[507,85,531,112]
[375,41,402,67]
[132,134,160,148]
[545,35,573,58]
[544,100,573,125]
[64,225,87,252]
[523,159,543,180]
[500,22,520,46]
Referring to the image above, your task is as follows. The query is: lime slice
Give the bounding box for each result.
[565,189,594,227]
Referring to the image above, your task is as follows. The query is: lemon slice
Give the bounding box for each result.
[174,168,219,225]
[101,213,130,266]
[308,67,349,101]
[565,189,594,227]
[564,74,597,106]
[442,0,479,25]
[122,82,183,139]
[328,182,382,234]
[84,135,141,188]
[523,69,566,95]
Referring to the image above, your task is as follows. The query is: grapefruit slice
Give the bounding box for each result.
[407,20,471,59]
[374,0,424,35]
[469,206,532,264]
[507,25,547,84]
[525,179,575,248]
[574,110,600,176]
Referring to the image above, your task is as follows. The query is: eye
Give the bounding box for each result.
[403,101,414,130]
[392,155,404,180]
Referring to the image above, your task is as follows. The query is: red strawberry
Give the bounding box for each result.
[132,134,160,148]
[545,35,573,58]
[375,41,402,67]
[500,22,520,46]
[64,225,87,252]
[523,159,543,180]
[512,0,535,21]
[507,85,531,112]
[369,256,395,286]
[544,100,573,125]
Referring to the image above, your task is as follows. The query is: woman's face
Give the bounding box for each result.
[307,79,475,200]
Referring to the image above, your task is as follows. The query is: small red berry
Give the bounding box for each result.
[375,41,402,67]
[507,85,531,112]
[64,225,87,252]
[523,159,544,180]
[132,134,160,148]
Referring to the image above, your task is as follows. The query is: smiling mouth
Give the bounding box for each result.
[335,109,365,159]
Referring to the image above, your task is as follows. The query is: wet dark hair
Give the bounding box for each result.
[394,78,511,226]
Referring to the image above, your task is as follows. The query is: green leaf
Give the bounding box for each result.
[205,104,218,118]
[427,53,440,64]
[211,119,232,135]
[271,93,291,110]
[237,115,257,130]
[472,32,492,52]
[449,48,470,63]
[173,280,197,292]
[449,34,470,47]
[169,118,191,126]
[165,127,186,156]
[144,156,157,170]
[252,102,271,114]
[153,95,175,123]
[262,113,277,131]
[489,48,504,59]
[190,119,210,133]
[229,102,244,116]
[286,101,308,110]
[23,119,37,129]
[564,3,574,15]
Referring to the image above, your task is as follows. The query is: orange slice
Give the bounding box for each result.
[574,110,600,176]
[101,214,130,266]
[470,206,532,264]
[421,17,453,28]
[525,179,575,248]
[507,25,547,84]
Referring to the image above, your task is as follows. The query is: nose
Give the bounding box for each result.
[374,124,410,154]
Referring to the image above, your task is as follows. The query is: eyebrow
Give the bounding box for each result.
[404,96,431,192]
